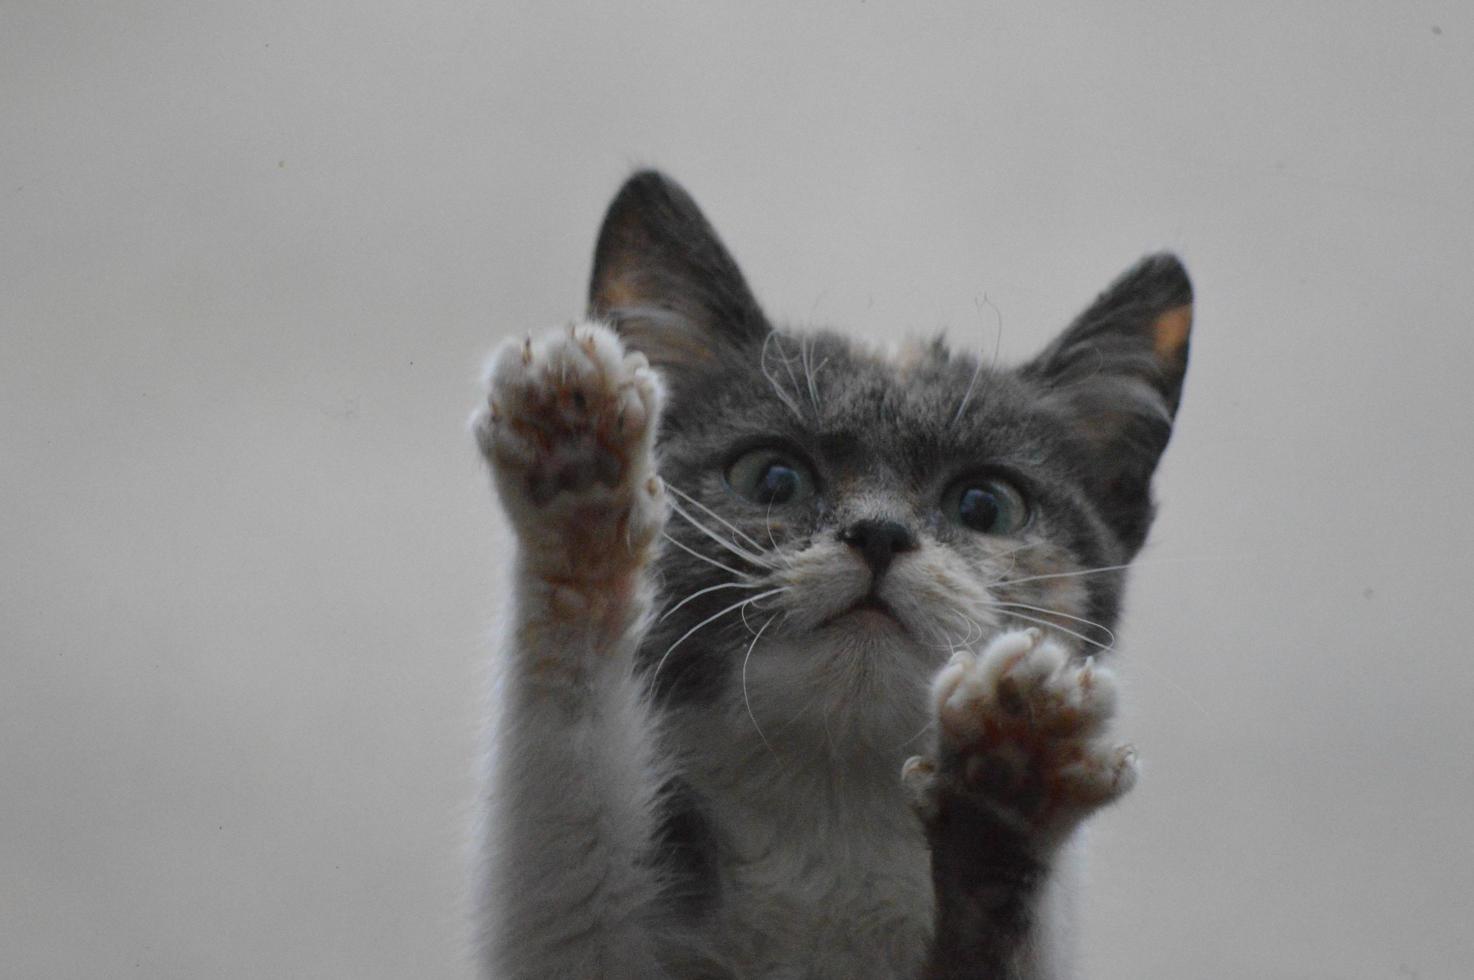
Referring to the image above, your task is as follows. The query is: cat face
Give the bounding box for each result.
[588,172,1191,749]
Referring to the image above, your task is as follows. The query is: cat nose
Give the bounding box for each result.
[839,520,917,581]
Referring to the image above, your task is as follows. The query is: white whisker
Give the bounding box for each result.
[650,586,790,684]
[986,601,1117,647]
[801,336,822,415]
[760,332,806,421]
[955,608,987,647]
[666,483,771,555]
[987,540,1040,574]
[988,607,1114,654]
[994,554,1241,589]
[763,496,781,552]
[951,292,1004,427]
[992,562,1136,588]
[951,357,984,428]
[897,718,936,750]
[660,579,769,623]
[741,613,781,755]
[661,532,750,580]
[926,608,982,653]
[667,497,774,569]
[776,336,807,417]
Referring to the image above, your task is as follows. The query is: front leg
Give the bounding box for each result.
[472,322,670,979]
[904,629,1137,980]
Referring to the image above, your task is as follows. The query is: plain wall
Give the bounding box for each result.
[3,2,1471,977]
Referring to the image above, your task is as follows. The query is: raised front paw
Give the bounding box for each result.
[474,322,665,584]
[903,628,1136,845]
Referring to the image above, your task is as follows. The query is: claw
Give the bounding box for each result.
[927,629,1134,832]
[478,322,667,582]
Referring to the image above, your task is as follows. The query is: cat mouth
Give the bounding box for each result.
[824,594,908,633]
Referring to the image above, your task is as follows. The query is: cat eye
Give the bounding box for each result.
[725,447,817,506]
[943,476,1029,535]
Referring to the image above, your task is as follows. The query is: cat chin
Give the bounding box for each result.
[736,631,935,755]
[745,622,939,716]
[816,607,913,648]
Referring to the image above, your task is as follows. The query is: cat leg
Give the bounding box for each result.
[903,628,1136,980]
[472,322,671,979]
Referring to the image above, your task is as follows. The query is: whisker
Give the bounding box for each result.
[763,497,782,553]
[992,562,1137,588]
[988,607,1114,654]
[919,617,954,655]
[776,336,807,416]
[994,554,1241,589]
[952,608,987,647]
[925,608,982,652]
[650,586,790,684]
[951,292,1004,427]
[661,532,750,580]
[667,497,774,569]
[958,610,984,648]
[987,540,1041,571]
[897,718,936,750]
[990,547,1026,585]
[984,294,1004,371]
[760,332,806,421]
[951,357,985,428]
[801,336,822,415]
[666,483,772,556]
[986,601,1118,647]
[741,613,782,755]
[660,579,769,624]
[985,596,1208,713]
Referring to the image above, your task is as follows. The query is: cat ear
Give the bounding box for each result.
[588,170,770,373]
[1022,253,1193,553]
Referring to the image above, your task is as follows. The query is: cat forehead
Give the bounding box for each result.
[664,327,1049,462]
[766,329,1025,418]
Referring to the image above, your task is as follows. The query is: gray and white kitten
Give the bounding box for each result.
[472,171,1192,979]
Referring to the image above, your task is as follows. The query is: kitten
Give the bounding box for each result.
[472,171,1192,979]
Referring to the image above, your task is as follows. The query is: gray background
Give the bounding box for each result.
[4,2,1471,977]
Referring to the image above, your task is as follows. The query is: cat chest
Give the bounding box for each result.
[706,815,934,979]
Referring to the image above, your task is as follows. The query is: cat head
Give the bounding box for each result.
[589,171,1191,750]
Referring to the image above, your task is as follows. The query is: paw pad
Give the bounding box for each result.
[906,629,1136,837]
[475,322,666,580]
